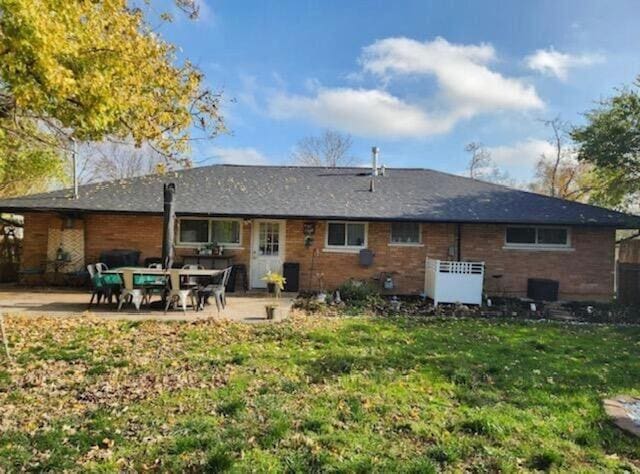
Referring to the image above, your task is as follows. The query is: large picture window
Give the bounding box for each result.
[390,222,421,244]
[178,219,209,244]
[178,218,242,246]
[326,221,367,249]
[211,220,240,245]
[505,226,569,248]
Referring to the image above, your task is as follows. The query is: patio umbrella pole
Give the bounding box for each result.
[161,183,176,306]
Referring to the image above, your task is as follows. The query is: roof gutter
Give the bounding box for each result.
[1,206,638,229]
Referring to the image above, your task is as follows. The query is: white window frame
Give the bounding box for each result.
[176,217,243,248]
[389,222,423,246]
[504,225,572,250]
[324,221,368,252]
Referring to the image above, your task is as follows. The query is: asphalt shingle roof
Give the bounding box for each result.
[0,164,639,227]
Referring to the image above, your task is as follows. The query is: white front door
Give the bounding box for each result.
[250,220,285,288]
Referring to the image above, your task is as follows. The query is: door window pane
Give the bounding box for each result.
[327,223,346,246]
[537,228,568,245]
[211,220,240,244]
[259,222,280,256]
[347,223,365,246]
[506,227,536,244]
[391,222,420,243]
[179,219,209,243]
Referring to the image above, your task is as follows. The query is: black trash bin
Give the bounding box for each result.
[527,278,559,301]
[283,262,300,292]
[99,249,141,268]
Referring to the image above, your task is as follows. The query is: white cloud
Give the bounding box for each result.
[487,138,555,171]
[267,37,543,139]
[208,147,269,165]
[361,37,544,112]
[268,88,457,138]
[525,47,604,80]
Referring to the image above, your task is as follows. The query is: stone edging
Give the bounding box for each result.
[603,395,640,437]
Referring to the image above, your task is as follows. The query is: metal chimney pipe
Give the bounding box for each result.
[371,146,379,176]
[70,137,78,199]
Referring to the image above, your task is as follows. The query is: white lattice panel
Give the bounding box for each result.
[47,228,85,271]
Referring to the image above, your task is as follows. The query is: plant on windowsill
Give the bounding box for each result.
[198,242,216,256]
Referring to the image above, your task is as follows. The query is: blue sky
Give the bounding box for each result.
[161,0,640,181]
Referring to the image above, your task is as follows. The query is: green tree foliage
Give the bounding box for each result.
[572,80,640,209]
[0,0,223,196]
[0,120,65,197]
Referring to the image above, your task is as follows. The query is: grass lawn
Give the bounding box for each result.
[1,314,639,472]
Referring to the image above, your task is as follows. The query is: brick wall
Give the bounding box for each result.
[286,220,614,300]
[286,220,456,293]
[20,212,615,300]
[84,214,163,263]
[21,213,55,269]
[85,214,251,268]
[460,224,615,300]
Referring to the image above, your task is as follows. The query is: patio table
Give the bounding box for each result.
[102,267,223,291]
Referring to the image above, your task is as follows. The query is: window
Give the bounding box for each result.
[258,221,280,256]
[177,218,241,246]
[326,222,367,249]
[211,220,240,245]
[179,219,209,244]
[505,226,569,248]
[390,222,421,244]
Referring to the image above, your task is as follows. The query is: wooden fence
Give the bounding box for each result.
[617,262,640,305]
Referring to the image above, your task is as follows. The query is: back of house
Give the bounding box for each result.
[1,163,639,301]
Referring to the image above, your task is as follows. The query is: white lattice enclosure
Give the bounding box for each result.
[424,259,484,306]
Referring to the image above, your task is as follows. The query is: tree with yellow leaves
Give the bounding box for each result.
[0,0,223,195]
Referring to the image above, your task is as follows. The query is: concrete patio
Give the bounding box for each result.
[0,285,296,323]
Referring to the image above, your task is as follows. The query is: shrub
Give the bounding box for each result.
[337,279,379,303]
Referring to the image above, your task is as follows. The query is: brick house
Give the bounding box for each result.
[1,164,639,300]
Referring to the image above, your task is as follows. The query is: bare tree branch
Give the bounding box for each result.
[464,142,513,186]
[291,130,354,167]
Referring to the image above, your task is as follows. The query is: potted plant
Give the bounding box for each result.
[265,303,278,320]
[261,271,286,319]
[200,243,214,256]
[261,271,286,295]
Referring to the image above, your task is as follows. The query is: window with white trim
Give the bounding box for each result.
[177,218,241,246]
[326,222,367,249]
[505,226,569,248]
[178,219,209,244]
[390,222,421,244]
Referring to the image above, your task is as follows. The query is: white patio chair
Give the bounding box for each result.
[87,264,105,307]
[215,266,233,309]
[165,269,196,314]
[117,269,148,312]
[182,264,204,288]
[87,263,97,279]
[95,262,109,273]
[198,266,232,313]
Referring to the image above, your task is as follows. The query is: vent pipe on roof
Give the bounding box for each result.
[70,137,78,199]
[371,146,379,176]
